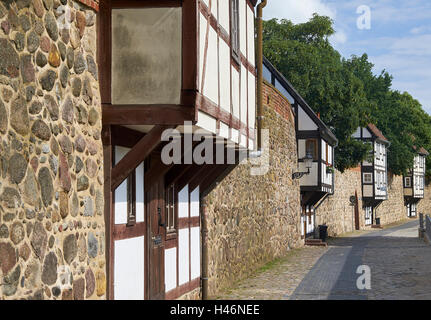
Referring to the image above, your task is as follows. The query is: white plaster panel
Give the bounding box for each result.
[211,0,218,19]
[114,146,129,225]
[364,185,373,197]
[352,127,361,138]
[239,0,247,56]
[362,127,372,138]
[232,67,240,118]
[190,227,201,280]
[164,248,177,292]
[178,228,190,285]
[197,111,217,134]
[321,139,326,161]
[136,162,144,223]
[202,24,219,104]
[240,65,248,125]
[191,186,200,217]
[231,128,240,144]
[218,0,230,33]
[220,122,230,139]
[240,134,247,148]
[248,71,256,130]
[199,13,206,89]
[249,138,254,151]
[247,7,255,66]
[219,40,231,113]
[299,162,318,186]
[298,106,318,131]
[178,184,189,219]
[114,236,145,300]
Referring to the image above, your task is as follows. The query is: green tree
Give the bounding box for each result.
[263,15,373,172]
[345,54,431,176]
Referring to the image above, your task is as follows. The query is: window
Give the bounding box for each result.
[165,184,176,233]
[305,139,318,160]
[405,177,411,188]
[230,0,240,63]
[126,172,136,226]
[363,173,372,184]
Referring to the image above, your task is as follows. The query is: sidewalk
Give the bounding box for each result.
[215,246,328,300]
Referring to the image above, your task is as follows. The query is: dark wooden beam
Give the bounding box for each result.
[111,126,145,148]
[165,164,192,187]
[176,164,206,191]
[111,125,173,191]
[102,104,195,125]
[145,157,174,190]
[102,125,113,300]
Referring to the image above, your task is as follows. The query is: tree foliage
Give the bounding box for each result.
[263,15,431,176]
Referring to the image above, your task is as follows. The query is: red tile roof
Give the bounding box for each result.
[367,124,389,143]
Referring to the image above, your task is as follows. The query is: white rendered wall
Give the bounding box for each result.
[165,248,177,292]
[114,236,145,300]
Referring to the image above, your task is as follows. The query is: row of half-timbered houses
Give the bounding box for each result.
[99,0,428,299]
[0,0,428,301]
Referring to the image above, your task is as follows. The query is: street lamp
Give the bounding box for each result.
[292,152,313,180]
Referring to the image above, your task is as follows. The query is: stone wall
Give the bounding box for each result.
[315,167,364,237]
[203,82,303,297]
[0,0,105,300]
[417,182,431,215]
[375,172,405,225]
[317,168,407,237]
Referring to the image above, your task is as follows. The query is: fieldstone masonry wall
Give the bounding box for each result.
[203,83,303,297]
[0,0,105,299]
[375,173,405,225]
[317,169,407,237]
[418,183,431,216]
[316,167,365,237]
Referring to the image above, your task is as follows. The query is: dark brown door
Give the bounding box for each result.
[146,159,166,300]
[354,191,360,230]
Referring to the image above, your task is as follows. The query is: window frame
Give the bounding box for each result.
[165,183,177,240]
[126,171,137,226]
[363,172,373,184]
[405,176,412,188]
[305,139,318,161]
[230,0,240,65]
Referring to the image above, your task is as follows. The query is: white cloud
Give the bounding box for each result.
[263,0,336,23]
[330,29,348,45]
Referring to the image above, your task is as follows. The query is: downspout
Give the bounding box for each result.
[200,197,209,300]
[256,0,267,153]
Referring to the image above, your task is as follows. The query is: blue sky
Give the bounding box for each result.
[263,0,431,114]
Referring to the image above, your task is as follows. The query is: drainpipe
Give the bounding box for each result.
[256,0,267,153]
[200,197,209,300]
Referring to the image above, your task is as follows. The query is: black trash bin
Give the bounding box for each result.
[375,218,381,226]
[319,225,328,242]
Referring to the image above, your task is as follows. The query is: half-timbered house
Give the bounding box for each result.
[99,0,258,300]
[404,147,428,217]
[353,124,390,226]
[262,57,338,238]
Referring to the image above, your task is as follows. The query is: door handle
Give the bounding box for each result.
[158,207,166,228]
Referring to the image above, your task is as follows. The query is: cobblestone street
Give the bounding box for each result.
[218,220,431,300]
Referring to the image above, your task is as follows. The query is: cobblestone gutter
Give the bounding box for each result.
[0,0,105,300]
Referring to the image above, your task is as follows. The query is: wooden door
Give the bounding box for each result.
[146,163,166,300]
